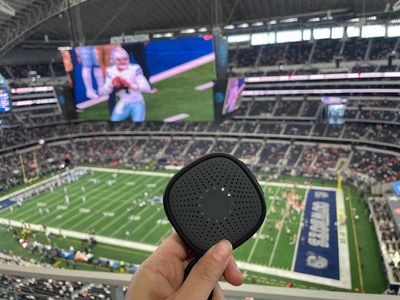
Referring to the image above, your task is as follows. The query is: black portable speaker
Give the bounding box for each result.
[163,153,266,257]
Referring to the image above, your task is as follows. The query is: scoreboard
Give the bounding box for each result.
[0,88,11,113]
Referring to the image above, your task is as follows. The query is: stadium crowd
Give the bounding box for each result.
[1,93,400,192]
[369,197,400,287]
[0,249,113,299]
[228,36,399,72]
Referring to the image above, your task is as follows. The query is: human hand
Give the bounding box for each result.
[125,232,243,300]
[111,77,125,92]
[119,78,131,89]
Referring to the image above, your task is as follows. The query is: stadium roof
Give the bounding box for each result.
[0,0,397,57]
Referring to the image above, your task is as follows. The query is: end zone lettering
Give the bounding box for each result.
[308,201,330,248]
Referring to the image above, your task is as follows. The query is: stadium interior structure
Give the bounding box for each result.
[1,0,400,299]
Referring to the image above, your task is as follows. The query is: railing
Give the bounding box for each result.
[0,263,391,300]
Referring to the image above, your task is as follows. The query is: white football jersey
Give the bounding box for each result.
[102,64,151,102]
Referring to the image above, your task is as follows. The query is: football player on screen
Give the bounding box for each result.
[100,47,152,122]
[76,46,105,99]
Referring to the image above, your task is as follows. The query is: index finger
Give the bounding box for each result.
[155,231,189,261]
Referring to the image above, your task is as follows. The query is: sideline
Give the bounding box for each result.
[0,218,157,253]
[0,217,351,289]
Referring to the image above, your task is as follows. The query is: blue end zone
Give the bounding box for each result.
[294,189,339,280]
[0,199,15,211]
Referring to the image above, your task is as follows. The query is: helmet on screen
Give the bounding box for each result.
[111,47,129,70]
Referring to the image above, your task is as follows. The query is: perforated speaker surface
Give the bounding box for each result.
[163,153,266,257]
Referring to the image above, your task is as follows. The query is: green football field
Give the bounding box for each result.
[78,62,214,122]
[0,169,386,293]
[0,170,303,268]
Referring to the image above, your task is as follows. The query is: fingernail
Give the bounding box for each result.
[212,240,232,263]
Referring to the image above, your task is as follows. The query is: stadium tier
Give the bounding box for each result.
[1,1,400,299]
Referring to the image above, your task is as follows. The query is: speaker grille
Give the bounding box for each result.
[168,156,264,253]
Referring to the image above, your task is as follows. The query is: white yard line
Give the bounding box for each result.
[237,261,351,289]
[139,219,168,243]
[112,205,153,237]
[67,176,156,231]
[97,177,166,234]
[260,181,337,192]
[291,188,310,271]
[125,207,159,237]
[336,188,352,289]
[246,186,282,263]
[268,213,286,267]
[6,171,110,222]
[56,177,135,228]
[84,166,175,178]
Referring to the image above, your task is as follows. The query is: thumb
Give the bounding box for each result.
[175,240,232,300]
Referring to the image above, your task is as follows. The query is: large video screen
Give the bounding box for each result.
[0,88,11,113]
[321,96,347,125]
[63,36,215,122]
[222,77,245,115]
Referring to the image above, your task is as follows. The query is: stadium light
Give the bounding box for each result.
[57,46,72,51]
[227,34,250,43]
[308,17,320,22]
[0,0,15,17]
[237,23,249,28]
[251,22,264,27]
[198,27,208,32]
[280,17,298,23]
[322,16,333,20]
[180,28,196,34]
[347,17,360,23]
[223,25,235,30]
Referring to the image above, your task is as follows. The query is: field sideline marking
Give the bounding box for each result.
[85,167,175,178]
[259,181,337,192]
[0,216,351,289]
[347,186,364,292]
[291,188,310,271]
[0,218,157,253]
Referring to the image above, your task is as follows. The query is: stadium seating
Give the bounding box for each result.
[369,37,398,60]
[0,253,118,299]
[1,33,400,299]
[369,197,400,286]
